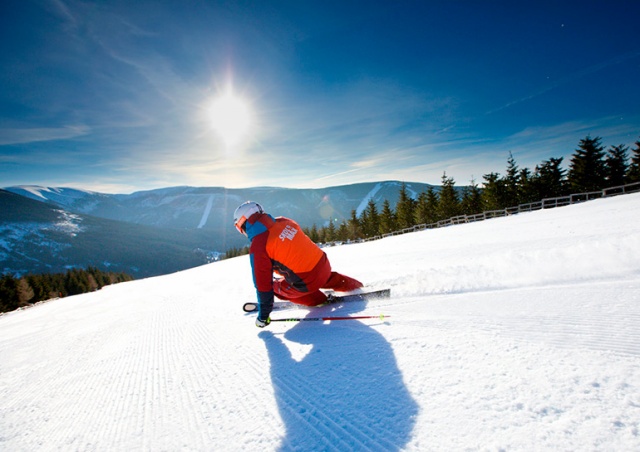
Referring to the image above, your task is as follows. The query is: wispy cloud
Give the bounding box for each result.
[0,125,90,145]
[2,2,638,192]
[259,78,457,161]
[503,117,640,158]
[46,0,78,29]
[311,155,388,184]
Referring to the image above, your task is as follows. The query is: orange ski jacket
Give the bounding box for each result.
[245,213,327,295]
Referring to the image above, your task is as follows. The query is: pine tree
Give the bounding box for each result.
[378,199,397,234]
[438,172,460,220]
[26,274,46,303]
[628,139,640,183]
[425,187,439,223]
[395,183,416,229]
[64,269,91,296]
[518,168,538,204]
[605,144,629,186]
[568,136,607,192]
[481,172,506,211]
[361,199,380,237]
[308,224,320,243]
[502,151,521,207]
[347,210,362,240]
[414,191,430,225]
[460,178,483,215]
[224,246,250,259]
[1,269,135,313]
[0,274,20,312]
[325,220,337,242]
[534,157,567,198]
[336,221,349,241]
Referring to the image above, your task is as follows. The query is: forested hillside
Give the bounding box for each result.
[305,136,640,243]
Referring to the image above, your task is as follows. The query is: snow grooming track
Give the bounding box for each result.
[257,314,418,452]
[0,296,144,449]
[268,365,381,451]
[403,282,640,357]
[0,276,283,450]
[2,192,640,450]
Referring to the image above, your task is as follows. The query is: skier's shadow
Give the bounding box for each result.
[259,303,418,451]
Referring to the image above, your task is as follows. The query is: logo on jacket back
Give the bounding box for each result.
[279,225,298,241]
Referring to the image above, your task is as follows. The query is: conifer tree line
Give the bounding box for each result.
[303,135,640,244]
[0,268,133,314]
[224,245,251,259]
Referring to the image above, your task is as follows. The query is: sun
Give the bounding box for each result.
[208,89,252,147]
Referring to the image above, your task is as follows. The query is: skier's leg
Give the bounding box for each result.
[324,272,364,292]
[273,279,328,306]
[290,290,328,306]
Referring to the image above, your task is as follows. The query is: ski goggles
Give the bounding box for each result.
[234,216,248,236]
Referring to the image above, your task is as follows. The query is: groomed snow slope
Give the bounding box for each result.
[1,193,640,451]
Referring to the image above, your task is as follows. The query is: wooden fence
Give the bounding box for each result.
[358,181,640,243]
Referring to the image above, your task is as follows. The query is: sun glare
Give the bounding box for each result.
[208,90,252,147]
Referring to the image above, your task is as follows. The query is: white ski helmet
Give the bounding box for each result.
[233,201,264,235]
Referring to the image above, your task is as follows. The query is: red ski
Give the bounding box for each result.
[242,288,390,313]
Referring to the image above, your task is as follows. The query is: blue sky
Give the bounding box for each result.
[1,0,639,193]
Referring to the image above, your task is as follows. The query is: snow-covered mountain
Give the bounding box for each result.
[2,181,432,277]
[0,190,215,277]
[5,181,432,230]
[1,192,639,450]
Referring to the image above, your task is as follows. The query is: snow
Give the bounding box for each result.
[8,186,96,203]
[197,194,215,229]
[47,210,85,236]
[0,211,83,264]
[0,222,48,256]
[1,193,640,451]
[16,185,53,200]
[356,182,383,216]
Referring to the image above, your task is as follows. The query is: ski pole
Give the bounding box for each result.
[270,314,389,323]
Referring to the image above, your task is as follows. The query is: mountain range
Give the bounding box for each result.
[1,181,432,278]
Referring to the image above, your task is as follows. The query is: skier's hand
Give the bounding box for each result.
[255,316,271,328]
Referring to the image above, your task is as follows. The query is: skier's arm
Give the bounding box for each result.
[250,233,274,323]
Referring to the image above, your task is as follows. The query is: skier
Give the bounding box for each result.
[233,201,363,328]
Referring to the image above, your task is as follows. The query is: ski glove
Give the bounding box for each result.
[257,290,274,321]
[255,316,271,328]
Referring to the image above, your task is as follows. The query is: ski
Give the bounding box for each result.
[242,288,390,313]
[271,313,390,323]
